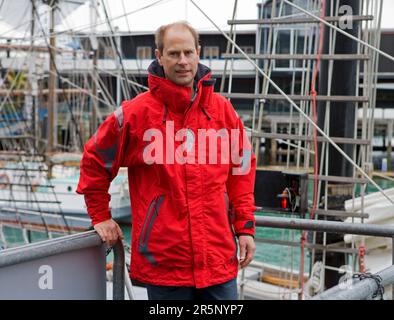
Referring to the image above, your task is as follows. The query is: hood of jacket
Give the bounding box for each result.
[147,59,216,116]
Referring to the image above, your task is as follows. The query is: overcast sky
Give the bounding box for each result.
[0,0,393,37]
[381,0,394,29]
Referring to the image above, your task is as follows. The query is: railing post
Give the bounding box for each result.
[112,239,125,300]
[392,237,394,300]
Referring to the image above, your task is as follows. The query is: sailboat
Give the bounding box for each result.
[1,0,394,300]
[0,0,132,247]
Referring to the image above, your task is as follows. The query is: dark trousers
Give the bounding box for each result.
[145,278,238,300]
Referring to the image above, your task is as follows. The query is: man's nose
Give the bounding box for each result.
[178,52,188,64]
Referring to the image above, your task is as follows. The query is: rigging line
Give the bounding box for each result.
[100,0,134,99]
[32,0,84,151]
[296,7,316,168]
[0,90,53,237]
[309,3,325,223]
[56,1,78,38]
[0,36,34,114]
[219,0,238,93]
[0,2,34,38]
[97,68,148,91]
[189,0,394,207]
[0,82,71,236]
[25,42,112,109]
[38,35,149,90]
[15,0,171,44]
[283,0,394,64]
[277,139,315,154]
[97,0,141,94]
[95,71,117,106]
[46,69,117,111]
[299,0,325,301]
[366,0,383,167]
[254,0,285,164]
[120,0,143,83]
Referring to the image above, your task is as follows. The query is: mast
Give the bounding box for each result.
[46,0,57,155]
[30,0,38,152]
[90,0,98,135]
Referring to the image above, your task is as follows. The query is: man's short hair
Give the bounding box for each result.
[155,21,199,53]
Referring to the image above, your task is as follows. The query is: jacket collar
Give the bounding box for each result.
[148,60,215,117]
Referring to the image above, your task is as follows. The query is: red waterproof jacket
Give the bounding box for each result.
[77,61,256,288]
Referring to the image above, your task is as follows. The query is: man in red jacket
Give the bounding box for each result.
[77,21,256,300]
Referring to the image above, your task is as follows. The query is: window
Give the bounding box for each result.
[203,46,219,59]
[240,46,254,55]
[136,46,152,59]
[103,46,116,59]
[275,30,291,69]
[270,28,307,71]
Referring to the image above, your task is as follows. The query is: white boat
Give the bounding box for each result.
[344,187,394,274]
[0,163,131,223]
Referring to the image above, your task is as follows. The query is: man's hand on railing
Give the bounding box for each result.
[94,219,125,247]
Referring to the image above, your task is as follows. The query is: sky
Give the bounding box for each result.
[381,1,394,29]
[0,0,394,38]
[57,0,394,33]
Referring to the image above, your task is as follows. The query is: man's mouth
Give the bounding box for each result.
[176,70,190,74]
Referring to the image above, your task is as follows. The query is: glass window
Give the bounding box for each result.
[275,30,291,68]
[203,46,219,59]
[240,46,255,55]
[136,46,152,59]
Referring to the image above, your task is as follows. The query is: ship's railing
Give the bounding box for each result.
[312,265,394,300]
[253,216,394,300]
[0,230,125,300]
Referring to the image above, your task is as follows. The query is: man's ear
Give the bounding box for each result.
[155,49,163,66]
[197,45,201,59]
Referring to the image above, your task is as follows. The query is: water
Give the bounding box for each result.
[2,176,394,271]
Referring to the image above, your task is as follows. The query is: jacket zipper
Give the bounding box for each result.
[139,195,165,247]
[224,192,238,259]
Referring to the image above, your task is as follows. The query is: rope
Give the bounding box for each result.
[358,245,366,273]
[352,272,385,300]
[299,0,325,300]
[189,0,394,207]
[283,0,394,63]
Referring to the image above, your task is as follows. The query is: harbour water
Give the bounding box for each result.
[1,177,393,271]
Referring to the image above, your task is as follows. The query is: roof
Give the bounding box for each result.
[56,0,260,34]
[1,0,393,40]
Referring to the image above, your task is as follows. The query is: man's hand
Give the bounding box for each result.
[94,219,124,247]
[238,235,255,269]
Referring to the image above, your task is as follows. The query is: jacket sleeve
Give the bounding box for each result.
[76,107,127,225]
[226,111,256,238]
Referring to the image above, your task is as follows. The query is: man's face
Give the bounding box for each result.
[155,26,200,88]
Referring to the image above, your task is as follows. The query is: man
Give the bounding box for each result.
[77,21,256,300]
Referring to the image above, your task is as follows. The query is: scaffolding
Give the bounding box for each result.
[190,0,394,299]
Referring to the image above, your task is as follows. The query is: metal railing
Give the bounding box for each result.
[0,230,125,300]
[111,236,125,300]
[254,216,394,300]
[312,265,394,300]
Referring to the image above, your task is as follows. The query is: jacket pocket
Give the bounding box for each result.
[138,195,165,265]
